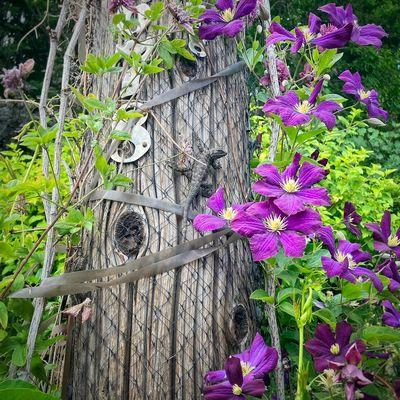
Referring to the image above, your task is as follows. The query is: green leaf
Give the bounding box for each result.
[11,345,27,367]
[0,329,7,342]
[362,326,400,343]
[115,109,143,121]
[250,289,274,304]
[0,389,58,400]
[277,288,301,304]
[342,282,373,301]
[313,308,336,328]
[0,301,8,329]
[279,302,295,317]
[0,380,37,390]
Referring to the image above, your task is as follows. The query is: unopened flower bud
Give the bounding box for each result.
[326,291,333,298]
[256,24,263,33]
[282,79,289,87]
[323,74,331,81]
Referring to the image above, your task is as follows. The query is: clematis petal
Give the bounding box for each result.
[241,378,266,397]
[318,225,336,256]
[249,232,279,261]
[314,357,330,373]
[322,257,347,278]
[337,240,361,255]
[252,180,285,198]
[253,164,281,185]
[193,214,227,232]
[207,187,226,214]
[319,3,347,27]
[248,336,278,376]
[291,28,305,53]
[266,22,296,46]
[222,19,244,37]
[225,356,243,386]
[233,0,257,19]
[246,200,281,219]
[231,211,266,237]
[216,0,233,11]
[305,337,330,357]
[335,321,353,349]
[204,381,237,399]
[352,267,383,292]
[345,342,362,365]
[204,369,226,384]
[312,23,353,49]
[295,187,331,207]
[339,70,364,97]
[365,222,386,242]
[315,323,335,345]
[381,211,392,239]
[352,24,388,49]
[285,208,322,234]
[308,80,324,105]
[280,110,311,127]
[200,9,224,22]
[282,152,301,180]
[199,23,227,40]
[308,12,321,34]
[312,101,341,130]
[279,231,307,257]
[273,193,306,215]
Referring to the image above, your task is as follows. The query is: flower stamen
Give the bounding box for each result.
[281,177,300,193]
[294,100,313,114]
[264,214,287,232]
[221,9,234,22]
[358,89,371,100]
[241,361,254,377]
[330,343,340,355]
[232,384,242,395]
[388,234,400,247]
[220,207,237,221]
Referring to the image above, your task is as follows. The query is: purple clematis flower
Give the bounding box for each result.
[382,300,400,328]
[253,153,330,215]
[319,226,383,291]
[203,356,265,399]
[193,187,250,232]
[310,149,328,167]
[339,343,372,400]
[319,3,388,49]
[260,59,290,92]
[205,332,278,384]
[199,0,257,40]
[377,258,400,292]
[231,200,322,261]
[343,201,362,237]
[263,79,341,129]
[266,14,352,51]
[338,70,388,121]
[305,321,366,372]
[108,0,137,14]
[365,211,400,258]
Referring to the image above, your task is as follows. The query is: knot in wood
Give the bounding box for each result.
[114,211,145,257]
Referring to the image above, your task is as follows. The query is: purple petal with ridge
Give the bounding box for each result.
[280,231,307,257]
[225,356,243,386]
[193,214,227,232]
[222,19,244,37]
[298,162,327,187]
[199,23,226,40]
[207,187,226,214]
[252,180,285,198]
[233,0,257,19]
[249,232,279,261]
[231,211,265,237]
[200,9,224,22]
[216,0,233,11]
[253,163,281,185]
[312,23,353,49]
[286,208,322,234]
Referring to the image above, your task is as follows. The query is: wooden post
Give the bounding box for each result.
[65,2,259,399]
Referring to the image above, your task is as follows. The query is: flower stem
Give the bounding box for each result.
[296,323,305,400]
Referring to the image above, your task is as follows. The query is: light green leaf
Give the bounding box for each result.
[0,301,8,329]
[250,289,274,304]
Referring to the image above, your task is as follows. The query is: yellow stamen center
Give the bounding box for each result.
[264,214,287,232]
[388,234,400,247]
[295,100,313,114]
[358,89,371,100]
[303,28,315,42]
[220,207,237,221]
[221,9,234,22]
[335,251,356,268]
[241,361,255,377]
[330,343,340,355]
[281,177,300,193]
[232,384,242,395]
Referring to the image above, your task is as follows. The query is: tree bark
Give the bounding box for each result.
[64,2,259,399]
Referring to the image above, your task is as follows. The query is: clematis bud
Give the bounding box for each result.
[323,74,331,81]
[256,25,263,33]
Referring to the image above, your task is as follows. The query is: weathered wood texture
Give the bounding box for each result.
[65,2,259,399]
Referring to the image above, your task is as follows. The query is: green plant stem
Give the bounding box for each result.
[296,323,305,400]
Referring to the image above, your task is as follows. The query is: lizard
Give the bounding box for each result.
[170,133,227,228]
